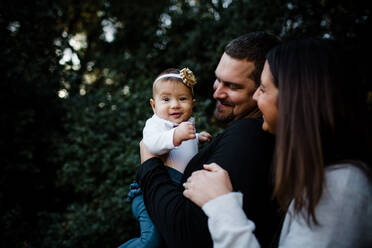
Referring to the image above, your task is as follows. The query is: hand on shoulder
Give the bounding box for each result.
[183,163,233,207]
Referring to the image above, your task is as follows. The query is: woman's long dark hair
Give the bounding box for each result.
[267,38,371,224]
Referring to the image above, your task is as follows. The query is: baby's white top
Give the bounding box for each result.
[142,114,198,172]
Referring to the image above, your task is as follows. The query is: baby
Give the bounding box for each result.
[119,68,211,248]
[144,67,211,172]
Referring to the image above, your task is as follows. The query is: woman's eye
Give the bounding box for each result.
[259,86,265,93]
[180,97,187,101]
[163,97,169,101]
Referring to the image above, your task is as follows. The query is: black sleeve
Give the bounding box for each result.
[200,119,279,248]
[137,118,278,248]
[137,158,211,248]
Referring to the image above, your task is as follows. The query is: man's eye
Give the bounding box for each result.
[229,85,239,90]
[163,97,169,101]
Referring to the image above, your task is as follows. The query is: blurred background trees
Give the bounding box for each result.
[1,0,371,247]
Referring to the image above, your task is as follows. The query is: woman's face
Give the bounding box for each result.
[253,61,279,134]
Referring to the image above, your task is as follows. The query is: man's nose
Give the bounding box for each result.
[213,80,226,99]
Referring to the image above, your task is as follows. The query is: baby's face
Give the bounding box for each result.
[150,80,194,124]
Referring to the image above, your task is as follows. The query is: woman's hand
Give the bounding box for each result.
[183,163,233,207]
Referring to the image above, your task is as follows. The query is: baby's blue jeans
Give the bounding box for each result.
[118,168,182,248]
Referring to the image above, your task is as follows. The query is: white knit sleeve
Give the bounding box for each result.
[202,192,261,248]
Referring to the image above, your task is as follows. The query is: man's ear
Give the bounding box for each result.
[150,98,156,114]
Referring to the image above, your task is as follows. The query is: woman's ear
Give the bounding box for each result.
[150,98,156,114]
[192,98,196,107]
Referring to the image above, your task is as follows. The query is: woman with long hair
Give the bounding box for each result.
[183,38,372,247]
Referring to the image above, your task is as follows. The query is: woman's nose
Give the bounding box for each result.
[252,88,260,102]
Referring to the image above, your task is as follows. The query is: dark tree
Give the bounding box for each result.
[1,0,370,247]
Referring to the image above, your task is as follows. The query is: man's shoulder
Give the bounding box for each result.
[229,117,263,128]
[224,118,265,135]
[216,117,274,146]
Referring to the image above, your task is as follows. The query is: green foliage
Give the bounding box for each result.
[48,80,216,247]
[54,86,151,247]
[1,0,371,247]
[0,1,68,247]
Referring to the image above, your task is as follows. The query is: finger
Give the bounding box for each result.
[191,169,203,177]
[203,163,222,172]
[183,189,190,198]
[185,182,192,190]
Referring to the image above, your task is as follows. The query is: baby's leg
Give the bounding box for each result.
[167,167,183,184]
[118,183,163,248]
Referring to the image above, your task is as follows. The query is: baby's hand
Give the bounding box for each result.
[198,131,212,143]
[173,122,196,146]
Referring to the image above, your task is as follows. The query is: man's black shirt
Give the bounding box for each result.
[137,118,281,248]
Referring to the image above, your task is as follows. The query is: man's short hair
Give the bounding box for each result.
[225,32,281,86]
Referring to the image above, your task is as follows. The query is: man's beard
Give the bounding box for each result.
[214,100,235,123]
